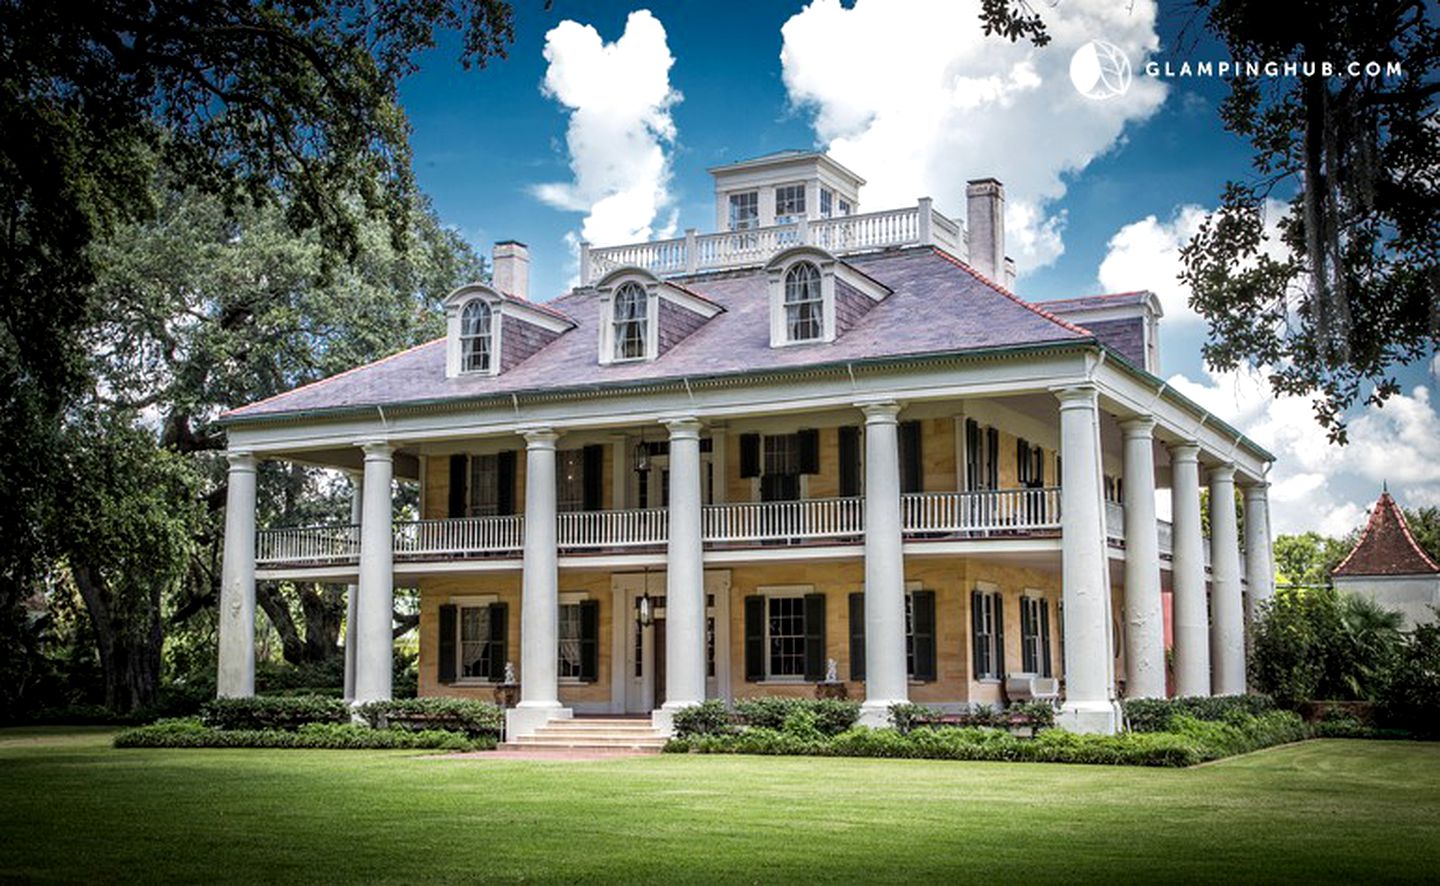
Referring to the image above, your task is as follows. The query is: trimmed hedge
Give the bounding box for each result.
[889,701,1057,734]
[113,718,487,750]
[672,700,735,739]
[671,698,861,739]
[1122,694,1275,733]
[201,695,350,731]
[357,698,504,738]
[665,709,1310,767]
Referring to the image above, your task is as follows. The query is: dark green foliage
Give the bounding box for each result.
[1376,619,1440,736]
[113,718,481,750]
[200,695,349,732]
[1250,588,1403,707]
[357,698,503,738]
[1122,694,1275,733]
[666,710,1309,767]
[671,700,735,739]
[889,701,1057,734]
[731,698,860,736]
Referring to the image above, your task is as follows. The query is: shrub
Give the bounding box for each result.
[672,700,733,739]
[889,701,1055,734]
[113,718,483,751]
[1250,588,1404,707]
[201,695,350,731]
[1375,619,1440,736]
[1123,694,1274,732]
[888,702,938,734]
[731,697,860,736]
[357,698,503,738]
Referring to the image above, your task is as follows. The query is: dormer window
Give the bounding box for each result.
[460,300,494,372]
[613,282,648,361]
[784,262,823,342]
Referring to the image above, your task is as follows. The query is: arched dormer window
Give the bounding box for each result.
[612,282,648,361]
[783,262,823,342]
[460,300,494,372]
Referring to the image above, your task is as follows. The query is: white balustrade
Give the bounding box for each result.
[704,496,865,544]
[558,507,669,549]
[392,516,524,558]
[256,524,360,565]
[902,488,1061,534]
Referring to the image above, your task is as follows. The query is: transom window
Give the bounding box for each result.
[775,184,806,223]
[783,262,823,342]
[459,605,494,680]
[460,300,493,373]
[728,191,758,231]
[767,595,807,678]
[612,282,647,360]
[558,602,583,679]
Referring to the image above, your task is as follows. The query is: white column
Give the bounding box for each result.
[1209,464,1246,695]
[1120,418,1166,700]
[859,401,908,727]
[343,472,363,702]
[1243,482,1275,626]
[1169,443,1211,697]
[353,442,395,704]
[507,428,571,738]
[655,417,706,733]
[1055,385,1118,733]
[217,451,258,697]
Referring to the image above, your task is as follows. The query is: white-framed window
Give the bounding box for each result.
[972,588,1004,680]
[775,183,806,223]
[766,593,807,679]
[468,453,501,516]
[558,601,583,680]
[460,300,493,373]
[837,197,852,216]
[459,604,495,680]
[728,191,758,231]
[612,282,647,361]
[783,261,824,342]
[1020,594,1052,677]
[556,449,585,513]
[904,592,916,677]
[820,188,833,218]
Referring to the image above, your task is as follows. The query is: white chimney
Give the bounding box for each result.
[966,178,1005,284]
[492,240,530,300]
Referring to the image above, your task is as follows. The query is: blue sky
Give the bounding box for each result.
[397,0,1440,536]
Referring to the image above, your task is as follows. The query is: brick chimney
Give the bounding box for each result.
[492,240,530,300]
[966,178,1005,284]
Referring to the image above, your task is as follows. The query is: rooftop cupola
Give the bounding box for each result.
[707,150,865,231]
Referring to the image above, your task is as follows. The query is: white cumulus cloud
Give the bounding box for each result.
[779,0,1167,274]
[534,10,680,247]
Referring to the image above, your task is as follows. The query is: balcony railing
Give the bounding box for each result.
[580,199,964,285]
[559,507,669,550]
[256,524,360,565]
[393,515,524,558]
[704,496,865,544]
[902,487,1060,534]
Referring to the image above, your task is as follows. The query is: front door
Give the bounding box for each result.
[619,572,732,714]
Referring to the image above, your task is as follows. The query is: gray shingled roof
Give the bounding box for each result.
[224,247,1094,421]
[1041,292,1151,312]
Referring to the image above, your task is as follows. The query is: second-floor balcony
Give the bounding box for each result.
[256,487,1057,569]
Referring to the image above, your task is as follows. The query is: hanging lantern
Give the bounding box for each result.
[637,591,654,627]
[633,438,651,475]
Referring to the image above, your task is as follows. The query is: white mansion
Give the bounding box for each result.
[217,150,1276,739]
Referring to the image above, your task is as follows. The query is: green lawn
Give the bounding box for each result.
[1,729,1437,883]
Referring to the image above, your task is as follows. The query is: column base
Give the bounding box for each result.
[1057,700,1121,735]
[651,700,702,736]
[859,699,903,729]
[505,703,571,740]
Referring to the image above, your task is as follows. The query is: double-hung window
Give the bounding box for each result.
[728,191,758,231]
[775,184,806,224]
[1019,594,1053,677]
[971,589,1005,680]
[612,282,648,361]
[556,449,585,513]
[468,454,501,516]
[820,188,833,218]
[459,605,495,680]
[766,595,807,679]
[783,262,823,342]
[460,300,493,373]
[557,602,583,680]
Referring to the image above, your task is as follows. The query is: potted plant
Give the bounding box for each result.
[493,661,520,708]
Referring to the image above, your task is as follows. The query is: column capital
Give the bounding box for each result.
[1118,416,1157,438]
[1243,480,1270,498]
[1167,440,1201,462]
[856,399,901,422]
[1052,383,1098,408]
[226,450,258,472]
[1207,462,1237,483]
[520,427,560,448]
[358,440,394,460]
[661,415,703,439]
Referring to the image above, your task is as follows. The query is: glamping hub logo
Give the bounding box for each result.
[1069,39,1133,100]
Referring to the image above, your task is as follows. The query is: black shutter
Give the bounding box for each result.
[1035,447,1045,486]
[1016,437,1029,485]
[1019,598,1034,673]
[803,593,826,681]
[970,591,984,677]
[488,602,508,681]
[744,595,765,681]
[578,599,600,682]
[739,433,761,479]
[912,590,936,682]
[497,450,517,515]
[848,592,866,681]
[1040,599,1052,678]
[797,429,820,475]
[986,427,1000,488]
[838,426,861,497]
[900,420,923,493]
[994,592,1006,680]
[437,604,457,684]
[965,419,980,490]
[582,444,604,511]
[448,455,468,518]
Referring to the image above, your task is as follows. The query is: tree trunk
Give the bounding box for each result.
[257,582,306,665]
[299,584,345,662]
[71,562,163,712]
